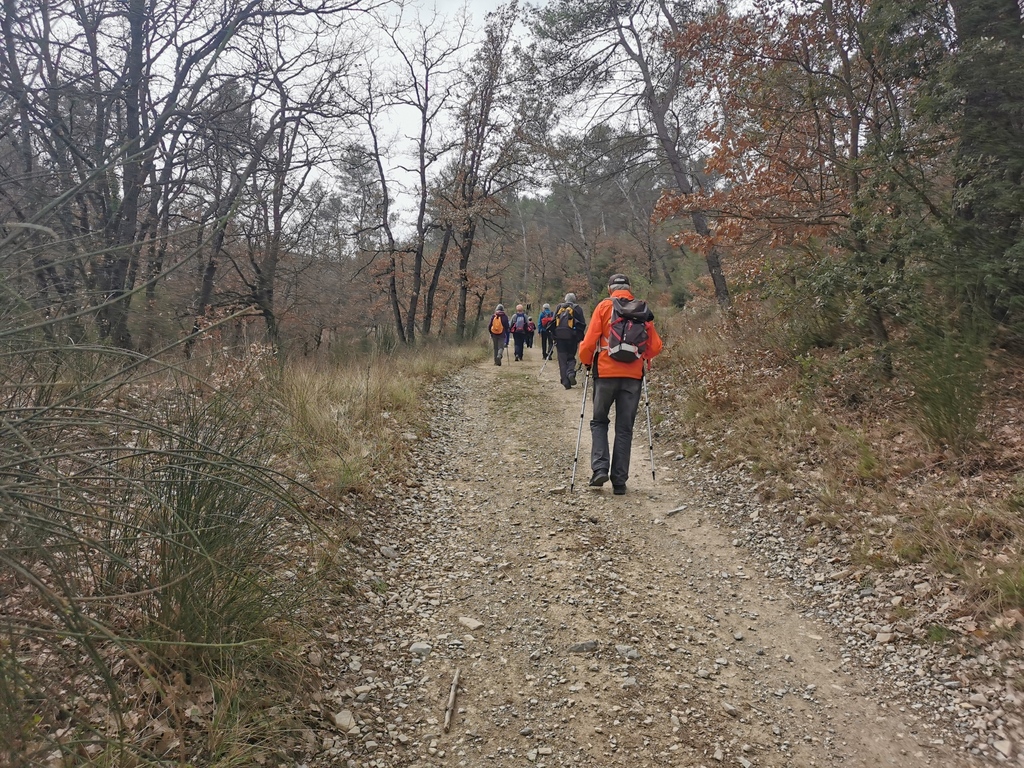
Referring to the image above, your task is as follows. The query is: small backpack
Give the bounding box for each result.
[540,314,554,330]
[606,298,651,362]
[490,314,503,335]
[512,313,526,332]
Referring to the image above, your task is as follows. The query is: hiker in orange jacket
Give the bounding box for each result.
[578,273,663,495]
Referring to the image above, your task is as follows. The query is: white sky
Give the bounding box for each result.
[428,0,508,21]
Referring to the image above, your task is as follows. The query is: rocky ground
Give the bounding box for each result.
[298,353,1024,768]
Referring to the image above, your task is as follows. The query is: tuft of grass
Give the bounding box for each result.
[925,624,955,643]
[274,342,485,494]
[907,328,986,453]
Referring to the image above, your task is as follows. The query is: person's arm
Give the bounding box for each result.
[644,322,664,360]
[578,301,606,366]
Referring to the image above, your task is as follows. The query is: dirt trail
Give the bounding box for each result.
[317,354,984,767]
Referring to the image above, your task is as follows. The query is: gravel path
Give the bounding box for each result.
[306,355,1013,768]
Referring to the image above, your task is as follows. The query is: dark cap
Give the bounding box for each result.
[608,273,630,289]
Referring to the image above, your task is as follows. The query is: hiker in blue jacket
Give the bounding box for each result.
[537,303,555,360]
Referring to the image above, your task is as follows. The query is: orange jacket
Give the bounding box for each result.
[578,289,663,379]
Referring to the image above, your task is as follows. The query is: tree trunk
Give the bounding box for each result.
[389,252,407,345]
[423,226,453,337]
[456,220,478,339]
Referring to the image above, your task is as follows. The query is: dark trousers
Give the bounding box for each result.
[540,331,554,359]
[491,334,505,364]
[512,332,526,360]
[590,376,643,487]
[526,331,535,348]
[555,337,579,387]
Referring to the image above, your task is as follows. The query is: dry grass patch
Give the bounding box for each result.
[0,333,483,767]
[657,301,1024,630]
[275,343,485,495]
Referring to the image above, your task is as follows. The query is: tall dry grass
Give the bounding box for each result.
[274,342,485,495]
[0,287,484,767]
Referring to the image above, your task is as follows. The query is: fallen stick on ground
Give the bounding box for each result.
[443,668,461,733]
[665,505,686,518]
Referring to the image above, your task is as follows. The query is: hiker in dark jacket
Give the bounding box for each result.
[537,303,555,360]
[552,293,586,389]
[488,304,510,366]
[509,304,529,361]
[525,317,536,349]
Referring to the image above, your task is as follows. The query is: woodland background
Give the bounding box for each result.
[2,0,1024,764]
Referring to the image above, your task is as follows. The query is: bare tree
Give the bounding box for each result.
[530,0,731,306]
[0,0,369,350]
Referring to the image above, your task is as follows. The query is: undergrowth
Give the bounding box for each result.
[0,317,484,766]
[657,298,1024,638]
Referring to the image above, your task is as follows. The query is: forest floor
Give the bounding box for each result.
[301,350,1017,768]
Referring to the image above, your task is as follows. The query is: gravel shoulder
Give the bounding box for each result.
[310,354,999,768]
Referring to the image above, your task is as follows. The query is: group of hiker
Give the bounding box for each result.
[489,295,587,387]
[488,273,663,496]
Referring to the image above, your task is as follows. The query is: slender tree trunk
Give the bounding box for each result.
[423,226,453,337]
[389,253,407,345]
[456,220,477,339]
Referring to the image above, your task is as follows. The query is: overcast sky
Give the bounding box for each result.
[427,0,510,22]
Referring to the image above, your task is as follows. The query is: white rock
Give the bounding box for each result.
[459,616,484,631]
[333,710,356,730]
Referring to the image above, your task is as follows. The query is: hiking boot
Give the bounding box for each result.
[567,371,577,386]
[563,384,571,390]
[588,472,609,487]
[613,485,627,495]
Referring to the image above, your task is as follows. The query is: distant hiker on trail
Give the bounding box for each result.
[489,304,510,366]
[509,304,529,361]
[579,273,663,495]
[553,293,587,389]
[525,317,536,349]
[537,303,555,360]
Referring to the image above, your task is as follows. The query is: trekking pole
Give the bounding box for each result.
[569,366,592,492]
[538,348,550,378]
[642,362,656,484]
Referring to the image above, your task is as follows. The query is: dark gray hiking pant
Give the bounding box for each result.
[590,376,643,487]
[555,338,579,387]
[491,334,506,364]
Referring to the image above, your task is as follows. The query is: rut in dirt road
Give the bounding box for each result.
[317,355,994,768]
